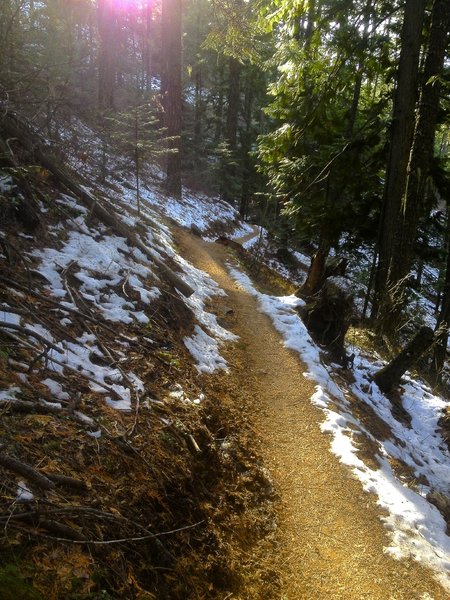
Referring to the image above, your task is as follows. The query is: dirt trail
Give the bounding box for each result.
[177,229,448,600]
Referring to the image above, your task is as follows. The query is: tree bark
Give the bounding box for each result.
[345,0,372,139]
[373,326,434,393]
[433,208,450,382]
[239,76,254,218]
[225,57,241,153]
[97,0,116,110]
[161,0,182,199]
[302,276,355,364]
[142,0,153,90]
[400,0,450,268]
[222,57,241,205]
[213,58,225,144]
[372,0,426,331]
[300,247,329,297]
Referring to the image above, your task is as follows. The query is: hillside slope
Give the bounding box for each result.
[0,114,276,599]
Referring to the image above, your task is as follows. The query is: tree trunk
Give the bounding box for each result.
[213,58,225,144]
[225,57,241,153]
[239,77,254,218]
[193,6,203,165]
[300,246,329,297]
[161,0,182,199]
[302,276,355,365]
[97,0,116,110]
[372,0,426,332]
[194,65,203,166]
[373,326,434,393]
[399,0,450,265]
[221,57,241,205]
[142,0,153,90]
[345,0,372,139]
[433,206,450,382]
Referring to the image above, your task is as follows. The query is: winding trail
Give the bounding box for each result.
[177,228,448,600]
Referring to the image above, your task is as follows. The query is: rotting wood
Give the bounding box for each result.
[0,110,194,298]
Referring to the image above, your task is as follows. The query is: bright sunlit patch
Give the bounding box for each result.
[110,0,152,11]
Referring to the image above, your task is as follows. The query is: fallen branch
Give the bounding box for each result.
[0,275,143,340]
[0,505,160,534]
[187,434,201,454]
[0,322,64,354]
[0,506,151,530]
[43,473,88,492]
[7,519,204,545]
[9,301,80,345]
[2,329,122,400]
[0,449,55,490]
[0,136,41,230]
[16,515,86,541]
[0,398,63,415]
[45,355,122,399]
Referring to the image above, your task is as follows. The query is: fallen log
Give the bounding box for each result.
[373,326,435,393]
[0,448,55,490]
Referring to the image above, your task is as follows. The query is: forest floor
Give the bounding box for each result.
[176,227,449,600]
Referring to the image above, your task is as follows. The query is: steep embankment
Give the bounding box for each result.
[176,227,449,600]
[0,119,276,598]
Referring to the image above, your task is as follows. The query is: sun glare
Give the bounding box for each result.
[112,0,150,10]
[110,0,151,12]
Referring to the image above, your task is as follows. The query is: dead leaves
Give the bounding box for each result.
[32,547,94,599]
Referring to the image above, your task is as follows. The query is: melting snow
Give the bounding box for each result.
[16,480,34,502]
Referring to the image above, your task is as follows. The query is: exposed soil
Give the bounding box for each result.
[176,227,449,600]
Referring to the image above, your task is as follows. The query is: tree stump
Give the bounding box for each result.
[300,248,328,297]
[300,252,348,298]
[302,276,355,364]
[373,326,434,393]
